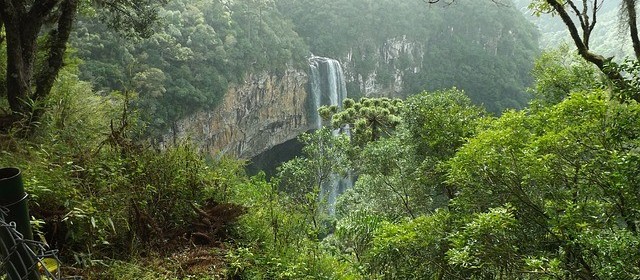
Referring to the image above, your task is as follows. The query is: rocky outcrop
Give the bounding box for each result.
[165,68,310,159]
[343,36,424,97]
[166,36,500,160]
[165,40,420,159]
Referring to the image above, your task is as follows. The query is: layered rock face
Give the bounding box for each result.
[166,43,418,160]
[166,68,309,159]
[343,36,424,97]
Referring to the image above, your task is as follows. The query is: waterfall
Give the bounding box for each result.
[309,56,348,129]
[308,56,352,215]
[309,61,323,129]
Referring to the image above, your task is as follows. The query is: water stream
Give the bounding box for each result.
[308,56,352,214]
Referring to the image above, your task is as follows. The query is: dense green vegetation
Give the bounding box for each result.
[0,61,253,278]
[74,0,308,136]
[255,49,640,279]
[5,46,639,279]
[74,0,539,138]
[2,0,640,279]
[278,0,539,112]
[0,0,168,132]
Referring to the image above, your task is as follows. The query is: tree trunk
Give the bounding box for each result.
[2,7,38,115]
[546,0,639,102]
[623,0,640,60]
[32,0,79,123]
[0,0,78,130]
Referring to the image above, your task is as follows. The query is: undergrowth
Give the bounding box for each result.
[0,64,356,279]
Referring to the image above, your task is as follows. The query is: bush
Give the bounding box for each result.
[0,65,247,271]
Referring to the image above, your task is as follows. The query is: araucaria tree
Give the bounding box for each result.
[0,0,166,131]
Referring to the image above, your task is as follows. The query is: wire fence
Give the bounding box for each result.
[0,206,78,280]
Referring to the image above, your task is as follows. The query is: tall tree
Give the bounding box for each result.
[0,0,166,131]
[427,0,640,102]
[538,0,632,94]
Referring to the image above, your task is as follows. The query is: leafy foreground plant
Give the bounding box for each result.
[364,90,640,279]
[0,66,254,279]
[225,130,361,279]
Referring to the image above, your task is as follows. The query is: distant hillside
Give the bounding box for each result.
[512,0,632,58]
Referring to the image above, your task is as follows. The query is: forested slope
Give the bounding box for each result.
[74,0,308,135]
[75,0,540,137]
[12,1,638,280]
[279,0,540,111]
[513,0,631,57]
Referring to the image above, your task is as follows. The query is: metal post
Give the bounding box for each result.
[0,167,40,280]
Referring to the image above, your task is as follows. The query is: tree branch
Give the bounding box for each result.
[567,0,595,48]
[566,0,586,29]
[383,177,416,219]
[545,0,633,99]
[34,0,78,103]
[591,0,600,32]
[546,1,593,62]
[26,0,60,20]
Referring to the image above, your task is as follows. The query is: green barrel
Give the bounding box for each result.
[0,167,40,280]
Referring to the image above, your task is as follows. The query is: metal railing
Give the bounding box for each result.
[0,206,68,280]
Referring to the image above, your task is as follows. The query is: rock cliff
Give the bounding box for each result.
[165,44,417,160]
[165,68,310,159]
[343,36,424,97]
[167,30,530,160]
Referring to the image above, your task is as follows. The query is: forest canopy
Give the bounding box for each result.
[74,0,309,135]
[73,0,540,137]
[4,0,640,279]
[277,0,539,111]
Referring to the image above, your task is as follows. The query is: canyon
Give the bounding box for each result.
[165,39,422,160]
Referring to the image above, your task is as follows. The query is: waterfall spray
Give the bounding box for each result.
[308,56,352,214]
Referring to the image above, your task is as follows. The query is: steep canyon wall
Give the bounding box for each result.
[168,31,528,159]
[165,69,310,159]
[343,36,424,98]
[166,42,421,160]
